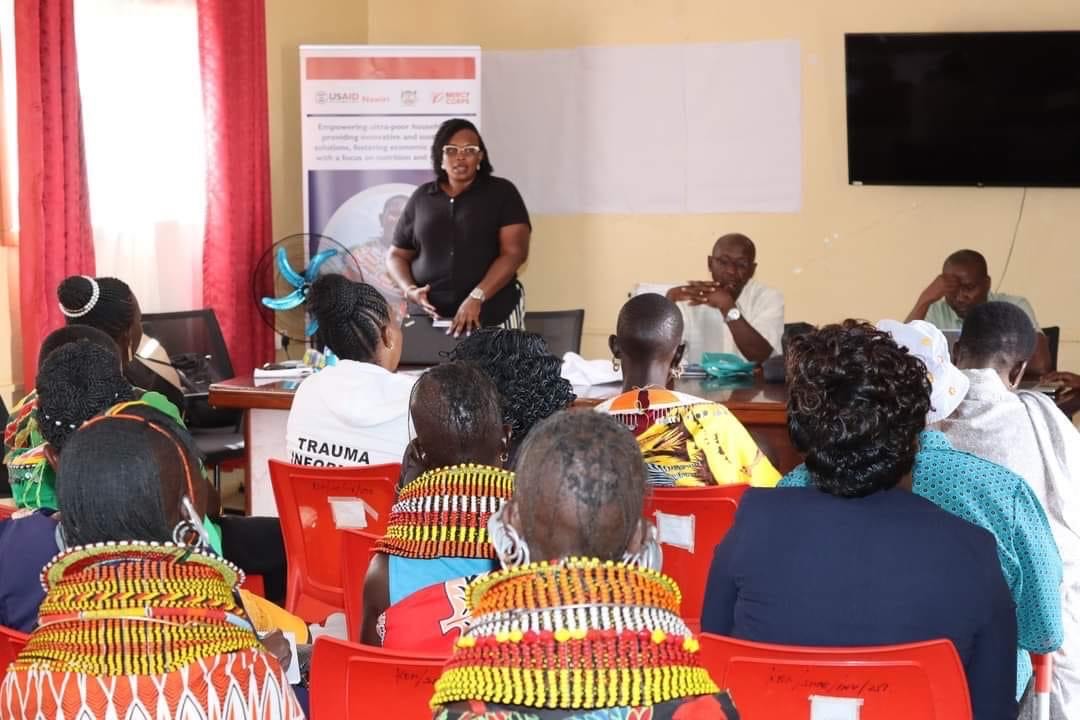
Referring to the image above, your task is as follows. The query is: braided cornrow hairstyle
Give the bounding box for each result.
[447,328,576,443]
[57,275,137,344]
[35,341,137,450]
[308,274,391,362]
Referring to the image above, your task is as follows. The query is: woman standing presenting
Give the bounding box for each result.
[387,118,531,337]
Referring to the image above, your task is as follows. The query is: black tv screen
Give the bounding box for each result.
[845,32,1080,187]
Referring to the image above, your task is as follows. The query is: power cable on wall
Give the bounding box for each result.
[996,187,1027,291]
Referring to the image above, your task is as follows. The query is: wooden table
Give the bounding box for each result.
[209,376,305,516]
[210,371,800,515]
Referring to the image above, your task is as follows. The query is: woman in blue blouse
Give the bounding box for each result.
[702,321,1018,720]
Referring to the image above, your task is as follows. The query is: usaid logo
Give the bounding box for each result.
[315,90,388,105]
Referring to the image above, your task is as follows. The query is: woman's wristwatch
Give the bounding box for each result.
[469,287,486,302]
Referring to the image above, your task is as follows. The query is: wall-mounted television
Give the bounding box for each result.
[845,32,1080,187]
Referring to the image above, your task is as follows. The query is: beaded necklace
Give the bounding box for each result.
[12,541,262,676]
[430,557,718,710]
[376,464,514,559]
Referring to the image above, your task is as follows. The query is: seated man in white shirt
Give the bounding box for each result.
[665,233,784,363]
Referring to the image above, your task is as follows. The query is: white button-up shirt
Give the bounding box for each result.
[678,278,784,362]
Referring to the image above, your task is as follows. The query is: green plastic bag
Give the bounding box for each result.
[701,352,755,380]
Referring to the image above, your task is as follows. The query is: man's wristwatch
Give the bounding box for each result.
[724,307,742,323]
[469,287,486,302]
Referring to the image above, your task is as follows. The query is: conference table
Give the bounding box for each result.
[208,371,799,516]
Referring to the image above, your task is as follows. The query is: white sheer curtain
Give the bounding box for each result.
[75,0,205,314]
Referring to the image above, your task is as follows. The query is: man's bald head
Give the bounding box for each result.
[511,411,646,562]
[708,233,758,297]
[713,233,756,262]
[941,249,991,318]
[943,249,988,278]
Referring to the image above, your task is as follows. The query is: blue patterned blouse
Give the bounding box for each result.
[779,430,1063,698]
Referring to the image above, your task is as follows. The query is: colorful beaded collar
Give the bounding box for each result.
[377,464,514,560]
[13,541,261,676]
[430,557,719,710]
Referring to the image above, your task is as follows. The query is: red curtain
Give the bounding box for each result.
[14,0,95,382]
[196,0,274,377]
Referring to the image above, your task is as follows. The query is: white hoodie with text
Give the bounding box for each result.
[285,360,415,468]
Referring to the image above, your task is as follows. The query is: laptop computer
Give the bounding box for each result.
[941,329,962,358]
[399,315,463,366]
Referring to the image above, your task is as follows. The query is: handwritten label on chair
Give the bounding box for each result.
[329,497,379,530]
[810,695,863,720]
[654,511,695,553]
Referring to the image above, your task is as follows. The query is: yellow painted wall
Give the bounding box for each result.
[365,0,1080,367]
[266,0,369,243]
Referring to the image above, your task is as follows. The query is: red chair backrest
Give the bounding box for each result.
[649,483,751,504]
[642,494,738,628]
[340,529,381,643]
[698,633,972,719]
[0,625,29,669]
[239,573,266,598]
[0,504,15,522]
[268,459,399,623]
[309,635,446,719]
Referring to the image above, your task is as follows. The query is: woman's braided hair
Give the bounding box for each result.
[35,341,137,450]
[447,328,576,442]
[308,274,391,362]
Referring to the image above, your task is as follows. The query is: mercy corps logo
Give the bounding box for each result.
[432,91,471,105]
[314,90,390,105]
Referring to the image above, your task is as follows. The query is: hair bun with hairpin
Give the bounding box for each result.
[58,276,100,318]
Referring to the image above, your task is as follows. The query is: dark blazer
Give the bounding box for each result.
[0,510,59,632]
[702,487,1017,720]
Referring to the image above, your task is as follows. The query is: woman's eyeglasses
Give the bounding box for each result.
[442,144,481,158]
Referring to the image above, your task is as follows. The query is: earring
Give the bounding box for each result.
[172,495,212,551]
[670,363,684,380]
[612,357,621,372]
[622,523,663,571]
[386,341,394,351]
[488,505,530,569]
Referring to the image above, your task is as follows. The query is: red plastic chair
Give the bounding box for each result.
[642,494,739,630]
[0,625,29,669]
[0,504,15,522]
[1032,652,1052,720]
[340,529,381,643]
[649,483,751,505]
[268,459,399,624]
[309,635,446,719]
[698,633,972,719]
[239,573,266,598]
